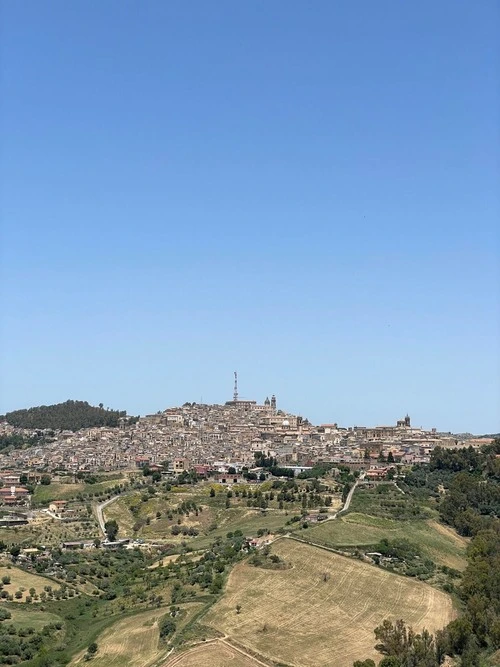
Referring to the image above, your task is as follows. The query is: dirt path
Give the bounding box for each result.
[95,495,121,535]
[162,638,272,667]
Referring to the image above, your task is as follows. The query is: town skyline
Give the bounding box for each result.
[1,385,497,437]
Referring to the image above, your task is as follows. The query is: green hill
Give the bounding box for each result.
[1,400,137,431]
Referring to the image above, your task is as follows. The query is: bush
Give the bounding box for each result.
[159,616,176,639]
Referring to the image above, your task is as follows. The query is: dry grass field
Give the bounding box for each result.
[70,603,205,667]
[203,538,455,667]
[0,566,55,602]
[164,640,266,667]
[70,607,167,667]
[302,513,468,570]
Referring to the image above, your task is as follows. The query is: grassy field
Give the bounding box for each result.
[299,512,468,570]
[6,605,62,630]
[104,490,292,548]
[0,565,56,602]
[102,491,215,541]
[7,604,61,630]
[33,476,129,504]
[165,640,266,667]
[188,508,291,550]
[203,538,455,667]
[0,513,101,548]
[70,607,167,667]
[348,483,430,520]
[70,603,204,667]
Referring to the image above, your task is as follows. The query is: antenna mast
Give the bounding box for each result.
[233,371,238,403]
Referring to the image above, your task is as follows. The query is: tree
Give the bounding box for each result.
[374,619,411,659]
[378,659,401,667]
[88,642,98,655]
[159,616,176,639]
[0,608,11,621]
[10,545,20,561]
[387,451,395,463]
[210,487,216,497]
[104,519,118,541]
[40,474,51,486]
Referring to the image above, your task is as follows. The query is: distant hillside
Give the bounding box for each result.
[1,400,136,431]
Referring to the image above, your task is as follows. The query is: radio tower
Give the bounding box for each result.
[233,371,239,403]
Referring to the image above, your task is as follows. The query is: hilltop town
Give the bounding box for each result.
[0,382,490,507]
[0,387,497,667]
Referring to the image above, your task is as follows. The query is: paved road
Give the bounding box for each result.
[338,475,362,515]
[323,472,364,522]
[95,495,120,535]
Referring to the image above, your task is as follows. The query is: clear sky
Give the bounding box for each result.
[1,1,499,433]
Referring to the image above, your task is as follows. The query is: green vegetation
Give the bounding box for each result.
[1,438,498,666]
[354,437,500,666]
[0,608,63,664]
[32,475,128,505]
[0,432,54,453]
[348,483,430,521]
[2,400,138,431]
[302,512,467,571]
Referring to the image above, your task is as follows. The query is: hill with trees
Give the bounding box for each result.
[354,437,500,667]
[1,400,138,431]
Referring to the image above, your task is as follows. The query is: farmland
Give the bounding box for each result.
[0,512,101,548]
[7,606,62,630]
[103,487,298,548]
[32,474,129,505]
[203,538,455,667]
[70,607,167,667]
[0,565,57,602]
[70,603,205,667]
[298,510,468,571]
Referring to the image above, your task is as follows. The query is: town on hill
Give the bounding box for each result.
[0,388,497,667]
[0,387,493,488]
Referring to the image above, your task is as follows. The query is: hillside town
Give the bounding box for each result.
[0,385,490,505]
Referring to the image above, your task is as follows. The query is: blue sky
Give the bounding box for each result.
[1,1,499,432]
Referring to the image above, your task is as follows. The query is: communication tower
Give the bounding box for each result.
[233,371,238,403]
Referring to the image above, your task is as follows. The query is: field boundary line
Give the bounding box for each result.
[221,638,279,666]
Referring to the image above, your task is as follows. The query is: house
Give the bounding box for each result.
[0,486,30,505]
[49,500,67,517]
[172,458,190,472]
[193,464,212,478]
[0,473,21,485]
[61,540,95,550]
[365,467,395,481]
[213,472,244,485]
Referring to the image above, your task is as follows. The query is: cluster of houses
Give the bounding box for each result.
[0,397,488,504]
